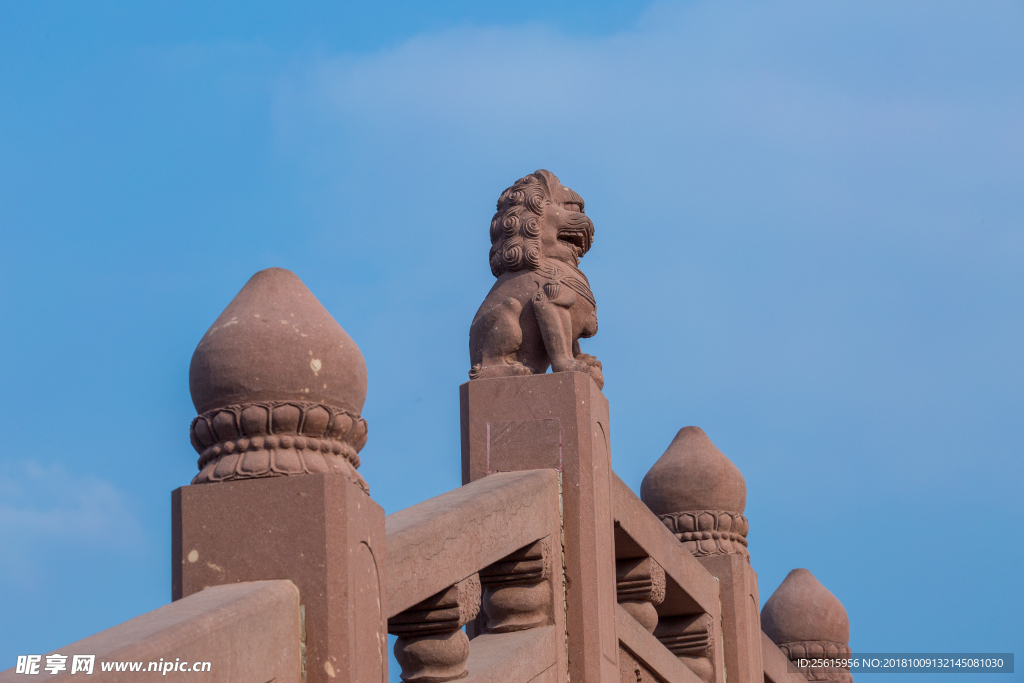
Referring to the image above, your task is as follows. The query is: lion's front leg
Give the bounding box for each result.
[533,286,603,388]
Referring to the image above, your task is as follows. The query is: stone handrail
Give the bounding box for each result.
[612,473,720,617]
[385,468,563,683]
[34,255,856,683]
[616,605,705,683]
[385,468,560,616]
[461,627,560,683]
[0,581,301,683]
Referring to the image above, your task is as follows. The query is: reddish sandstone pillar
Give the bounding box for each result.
[642,427,762,683]
[173,268,386,683]
[762,569,853,682]
[461,372,620,683]
[173,475,385,683]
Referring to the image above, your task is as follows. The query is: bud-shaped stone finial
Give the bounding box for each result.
[188,268,370,492]
[762,569,852,682]
[640,427,749,561]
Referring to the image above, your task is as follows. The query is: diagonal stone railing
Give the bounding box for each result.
[611,474,725,683]
[3,251,861,683]
[0,581,302,683]
[384,469,564,683]
[2,370,847,683]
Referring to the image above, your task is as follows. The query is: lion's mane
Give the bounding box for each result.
[488,170,586,277]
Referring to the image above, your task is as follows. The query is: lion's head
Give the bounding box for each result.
[488,170,595,277]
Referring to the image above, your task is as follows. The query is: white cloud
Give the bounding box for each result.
[0,462,146,584]
[272,0,1023,251]
[281,0,1023,143]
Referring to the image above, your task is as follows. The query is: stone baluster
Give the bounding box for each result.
[641,426,757,683]
[479,540,553,633]
[389,576,481,683]
[173,268,385,683]
[654,614,716,683]
[761,569,853,682]
[615,557,665,633]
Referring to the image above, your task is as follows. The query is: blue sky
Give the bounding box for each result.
[1,1,1021,679]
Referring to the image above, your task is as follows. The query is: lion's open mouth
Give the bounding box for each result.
[557,230,590,258]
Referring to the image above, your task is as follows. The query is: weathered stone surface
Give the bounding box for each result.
[480,540,552,634]
[610,474,720,618]
[616,605,705,683]
[698,554,763,683]
[390,576,482,683]
[762,569,850,645]
[761,633,811,683]
[190,267,366,414]
[469,171,603,388]
[654,614,716,683]
[385,469,560,619]
[173,473,386,683]
[616,557,666,633]
[461,627,559,683]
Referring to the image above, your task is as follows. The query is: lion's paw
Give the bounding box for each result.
[469,362,534,381]
[555,359,604,388]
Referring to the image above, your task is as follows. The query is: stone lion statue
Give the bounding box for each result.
[469,170,603,389]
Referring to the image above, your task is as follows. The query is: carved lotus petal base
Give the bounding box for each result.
[656,510,750,561]
[192,448,368,493]
[189,400,368,492]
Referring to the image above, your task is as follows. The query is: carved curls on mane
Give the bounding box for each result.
[488,172,552,277]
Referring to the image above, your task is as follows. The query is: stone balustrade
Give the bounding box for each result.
[3,239,857,683]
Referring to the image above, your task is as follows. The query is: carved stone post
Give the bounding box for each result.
[461,372,616,683]
[479,540,553,633]
[654,614,716,683]
[389,576,481,683]
[762,569,853,682]
[172,268,386,683]
[642,426,758,683]
[615,557,665,633]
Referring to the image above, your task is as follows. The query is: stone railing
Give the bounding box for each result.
[385,469,564,683]
[611,474,724,683]
[1,372,846,683]
[762,633,810,683]
[2,268,854,683]
[0,581,302,683]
